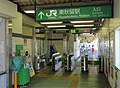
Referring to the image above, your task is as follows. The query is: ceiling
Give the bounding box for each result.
[9,0,111,6]
[9,0,113,33]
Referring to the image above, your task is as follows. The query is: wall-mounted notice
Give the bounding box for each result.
[0,41,4,53]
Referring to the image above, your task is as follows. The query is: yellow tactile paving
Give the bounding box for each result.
[35,66,80,88]
[69,78,79,88]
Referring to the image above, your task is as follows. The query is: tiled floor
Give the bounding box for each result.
[24,60,110,88]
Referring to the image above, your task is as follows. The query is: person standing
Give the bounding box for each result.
[92,45,95,53]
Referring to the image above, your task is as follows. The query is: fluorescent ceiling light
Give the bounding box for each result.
[70,20,94,23]
[8,23,12,26]
[102,19,104,22]
[41,22,62,24]
[74,25,94,27]
[93,28,96,30]
[57,29,68,30]
[82,33,90,34]
[47,25,66,28]
[8,27,12,29]
[24,10,35,13]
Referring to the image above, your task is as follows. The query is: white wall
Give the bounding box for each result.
[22,14,42,27]
[12,12,22,34]
[0,0,17,18]
[51,34,63,54]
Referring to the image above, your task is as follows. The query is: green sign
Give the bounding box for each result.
[53,30,69,33]
[36,5,112,21]
[16,45,23,56]
[71,29,94,34]
[70,29,76,33]
[76,30,84,33]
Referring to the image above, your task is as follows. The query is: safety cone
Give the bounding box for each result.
[14,72,17,88]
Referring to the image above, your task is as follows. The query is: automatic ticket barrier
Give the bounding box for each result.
[65,54,75,71]
[98,55,104,73]
[81,55,88,72]
[52,52,62,71]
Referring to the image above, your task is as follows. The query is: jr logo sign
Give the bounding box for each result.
[46,10,57,17]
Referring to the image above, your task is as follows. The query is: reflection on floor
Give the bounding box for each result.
[24,60,110,88]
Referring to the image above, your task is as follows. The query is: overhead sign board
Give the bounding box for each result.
[36,5,112,21]
[36,29,45,34]
[71,29,94,34]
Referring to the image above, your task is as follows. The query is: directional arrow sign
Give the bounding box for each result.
[38,12,44,19]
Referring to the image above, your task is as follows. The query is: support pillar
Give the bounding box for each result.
[0,18,9,88]
[32,27,36,68]
[45,29,49,64]
[63,34,67,54]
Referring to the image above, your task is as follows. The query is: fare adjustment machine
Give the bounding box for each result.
[81,55,88,72]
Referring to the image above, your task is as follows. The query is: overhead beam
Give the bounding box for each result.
[42,22,103,26]
[48,26,100,29]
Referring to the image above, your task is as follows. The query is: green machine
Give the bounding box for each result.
[12,46,30,86]
[12,56,30,86]
[17,66,30,85]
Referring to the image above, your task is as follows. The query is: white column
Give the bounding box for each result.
[0,18,9,88]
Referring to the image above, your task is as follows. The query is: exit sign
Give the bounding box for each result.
[36,5,113,21]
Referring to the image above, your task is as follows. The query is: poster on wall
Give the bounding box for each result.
[98,37,105,56]
[0,41,4,53]
[25,50,35,77]
[109,32,114,64]
[24,39,27,46]
[104,34,110,59]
